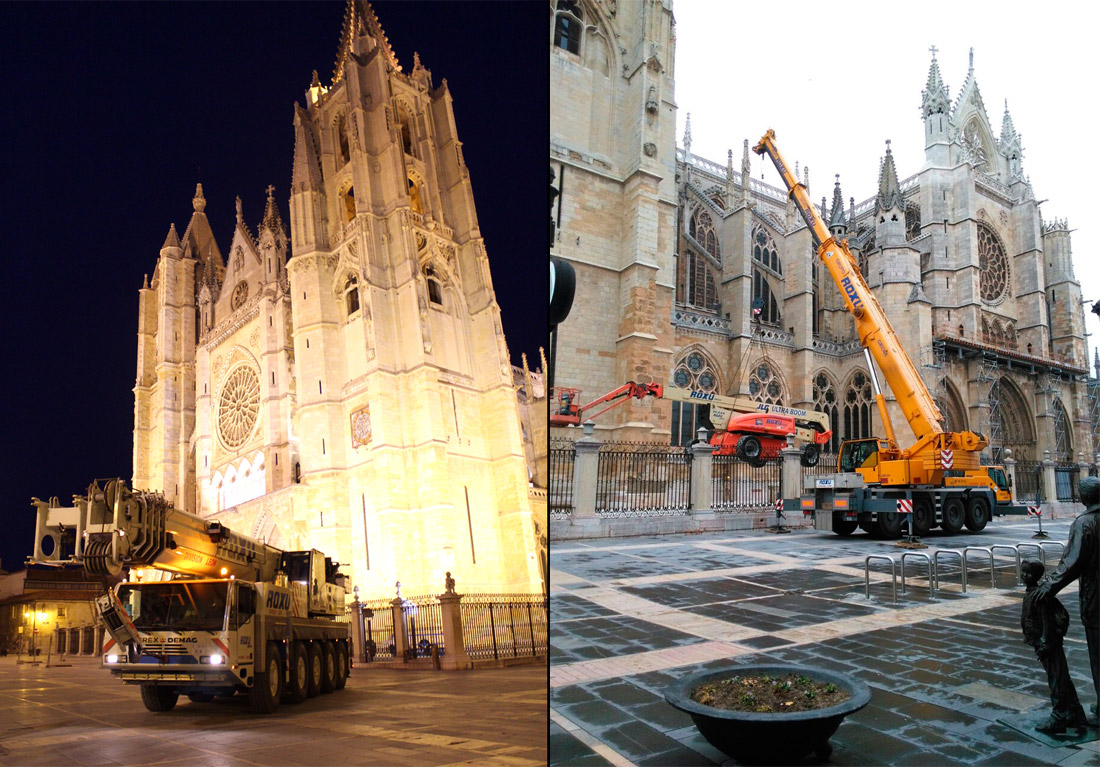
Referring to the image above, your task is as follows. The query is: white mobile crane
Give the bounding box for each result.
[30,479,351,713]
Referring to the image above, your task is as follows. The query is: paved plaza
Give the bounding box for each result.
[550,517,1099,766]
[0,657,547,766]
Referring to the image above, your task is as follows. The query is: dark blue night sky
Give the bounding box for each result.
[0,2,547,572]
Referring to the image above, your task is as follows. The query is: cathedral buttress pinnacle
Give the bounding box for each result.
[332,0,398,86]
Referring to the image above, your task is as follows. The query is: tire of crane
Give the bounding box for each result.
[941,497,966,533]
[877,511,905,538]
[965,496,991,532]
[800,445,820,468]
[832,513,857,537]
[248,642,283,714]
[912,496,934,537]
[320,641,337,694]
[737,436,762,460]
[140,684,178,712]
[286,641,309,704]
[334,642,349,690]
[858,519,876,535]
[307,641,323,698]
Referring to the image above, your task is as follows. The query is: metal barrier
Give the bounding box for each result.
[361,598,397,661]
[933,550,965,593]
[865,555,898,603]
[1055,464,1081,502]
[400,596,444,657]
[901,552,936,598]
[1016,542,1047,566]
[964,547,996,589]
[1038,540,1066,563]
[990,544,1023,585]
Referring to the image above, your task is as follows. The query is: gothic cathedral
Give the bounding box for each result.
[134,1,542,599]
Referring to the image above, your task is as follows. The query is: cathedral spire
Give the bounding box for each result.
[740,139,752,205]
[876,140,904,213]
[161,222,180,251]
[922,44,950,117]
[193,183,206,213]
[725,148,735,201]
[829,175,846,230]
[261,184,285,236]
[683,112,692,156]
[332,0,399,86]
[1001,99,1018,143]
[292,107,324,192]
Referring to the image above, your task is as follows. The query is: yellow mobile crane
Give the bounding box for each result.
[754,130,1025,537]
[30,479,350,713]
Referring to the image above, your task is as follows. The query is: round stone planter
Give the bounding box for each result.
[665,664,871,764]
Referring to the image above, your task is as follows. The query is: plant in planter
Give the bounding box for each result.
[665,664,871,763]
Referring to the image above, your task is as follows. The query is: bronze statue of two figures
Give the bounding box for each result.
[1022,476,1100,735]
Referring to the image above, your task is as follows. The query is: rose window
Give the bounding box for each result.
[217,364,260,449]
[231,281,250,311]
[673,351,717,393]
[978,223,1008,304]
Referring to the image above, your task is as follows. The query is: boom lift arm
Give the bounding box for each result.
[753,130,986,484]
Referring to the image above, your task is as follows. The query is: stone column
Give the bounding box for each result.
[690,427,715,511]
[391,598,409,663]
[1041,450,1056,512]
[1003,453,1017,502]
[571,422,600,528]
[781,436,803,504]
[438,592,472,670]
[350,598,366,663]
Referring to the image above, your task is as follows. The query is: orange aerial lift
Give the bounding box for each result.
[552,382,832,467]
[753,130,1026,536]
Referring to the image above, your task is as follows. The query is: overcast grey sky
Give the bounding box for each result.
[675,0,1099,371]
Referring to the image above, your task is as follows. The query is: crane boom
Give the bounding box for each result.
[753,130,944,442]
[753,130,986,487]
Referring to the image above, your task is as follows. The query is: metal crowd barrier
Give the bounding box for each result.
[865,555,898,603]
[900,552,936,598]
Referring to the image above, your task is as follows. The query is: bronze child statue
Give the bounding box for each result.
[1021,559,1088,734]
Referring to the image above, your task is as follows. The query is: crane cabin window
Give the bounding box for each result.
[118,581,229,633]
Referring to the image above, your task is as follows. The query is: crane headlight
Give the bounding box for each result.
[105,654,120,664]
[201,654,225,665]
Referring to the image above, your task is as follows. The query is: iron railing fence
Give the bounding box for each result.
[360,598,397,661]
[398,595,444,657]
[595,442,692,517]
[801,452,840,478]
[1055,463,1081,502]
[1013,460,1042,502]
[712,454,781,511]
[459,594,548,661]
[549,437,576,520]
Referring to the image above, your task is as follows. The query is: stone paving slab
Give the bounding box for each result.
[0,656,546,766]
[551,518,1099,766]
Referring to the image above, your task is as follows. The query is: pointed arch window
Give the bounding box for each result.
[344,275,360,316]
[424,265,444,307]
[1052,398,1072,462]
[813,372,840,453]
[552,0,583,55]
[396,102,416,158]
[336,115,350,167]
[752,223,782,275]
[343,186,356,222]
[978,222,1009,304]
[747,362,784,406]
[752,269,781,325]
[843,371,874,442]
[689,209,720,262]
[407,176,423,215]
[670,351,718,446]
[686,251,718,310]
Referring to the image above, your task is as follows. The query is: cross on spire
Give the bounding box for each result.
[266,184,275,197]
[929,44,937,58]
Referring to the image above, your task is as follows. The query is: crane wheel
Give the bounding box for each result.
[832,513,857,536]
[307,642,323,697]
[736,436,762,460]
[248,642,284,714]
[876,511,904,538]
[286,641,309,704]
[912,497,933,536]
[140,684,178,712]
[800,445,820,468]
[334,642,349,690]
[965,497,990,532]
[320,641,337,693]
[941,498,965,533]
